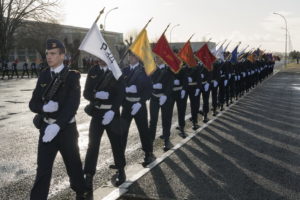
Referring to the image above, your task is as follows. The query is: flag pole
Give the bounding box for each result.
[94,7,105,24]
[187,34,195,42]
[119,17,154,65]
[162,23,171,35]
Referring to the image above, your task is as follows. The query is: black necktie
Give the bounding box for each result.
[51,71,56,79]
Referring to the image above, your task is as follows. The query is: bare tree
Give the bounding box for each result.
[0,0,59,61]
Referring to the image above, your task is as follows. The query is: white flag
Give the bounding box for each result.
[79,23,122,80]
[215,45,225,61]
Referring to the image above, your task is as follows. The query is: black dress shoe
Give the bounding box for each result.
[84,174,93,192]
[109,164,118,169]
[115,169,126,186]
[192,124,200,130]
[179,131,187,138]
[198,110,204,115]
[163,140,173,152]
[203,117,209,123]
[213,108,217,116]
[142,152,156,167]
[159,135,165,139]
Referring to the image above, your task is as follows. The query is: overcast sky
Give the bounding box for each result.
[61,0,300,53]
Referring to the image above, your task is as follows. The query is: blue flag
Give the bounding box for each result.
[230,46,238,63]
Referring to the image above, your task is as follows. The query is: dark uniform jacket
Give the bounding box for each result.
[122,63,152,103]
[83,65,125,118]
[29,66,80,130]
[151,65,174,97]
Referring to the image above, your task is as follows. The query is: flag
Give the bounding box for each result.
[152,34,182,73]
[129,28,156,75]
[178,40,198,67]
[195,43,216,71]
[247,52,255,63]
[215,45,225,61]
[79,23,122,79]
[230,46,238,63]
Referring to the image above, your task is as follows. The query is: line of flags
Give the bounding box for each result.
[79,17,274,77]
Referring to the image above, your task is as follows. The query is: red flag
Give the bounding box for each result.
[152,34,182,73]
[178,40,198,67]
[195,44,216,71]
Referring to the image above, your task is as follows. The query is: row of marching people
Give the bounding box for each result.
[28,38,275,199]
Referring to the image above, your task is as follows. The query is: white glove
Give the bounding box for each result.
[229,74,232,79]
[95,91,109,99]
[126,85,137,93]
[131,102,141,115]
[204,83,210,92]
[201,74,204,78]
[43,124,60,142]
[174,79,180,85]
[102,110,115,125]
[238,75,241,80]
[235,76,238,81]
[43,100,59,113]
[188,77,192,83]
[153,83,162,89]
[194,88,200,96]
[159,95,167,106]
[224,80,228,86]
[213,80,218,87]
[181,90,186,99]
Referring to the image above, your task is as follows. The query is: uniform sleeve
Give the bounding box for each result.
[56,72,81,130]
[83,67,95,101]
[29,73,45,114]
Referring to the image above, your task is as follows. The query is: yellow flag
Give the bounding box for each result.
[129,29,156,75]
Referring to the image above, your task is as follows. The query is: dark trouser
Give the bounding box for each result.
[149,95,173,141]
[224,81,230,104]
[2,69,9,78]
[187,86,200,124]
[218,79,225,106]
[201,88,210,114]
[30,122,85,200]
[170,90,187,128]
[211,84,218,109]
[121,101,153,153]
[84,115,126,175]
[11,68,18,78]
[229,79,236,100]
[22,69,29,78]
[31,69,38,77]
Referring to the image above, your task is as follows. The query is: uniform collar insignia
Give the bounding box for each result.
[90,75,97,79]
[40,83,47,87]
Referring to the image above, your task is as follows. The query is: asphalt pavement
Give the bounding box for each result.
[111,65,300,200]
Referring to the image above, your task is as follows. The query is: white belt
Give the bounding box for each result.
[126,97,141,102]
[202,81,208,84]
[43,116,75,124]
[188,82,197,86]
[173,86,183,91]
[95,104,112,110]
[152,93,164,98]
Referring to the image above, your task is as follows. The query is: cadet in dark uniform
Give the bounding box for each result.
[11,59,19,78]
[29,39,87,200]
[21,60,30,78]
[211,60,221,116]
[170,65,188,138]
[1,60,9,79]
[199,63,211,123]
[31,62,39,77]
[83,59,126,189]
[149,57,174,151]
[186,64,201,130]
[121,51,155,167]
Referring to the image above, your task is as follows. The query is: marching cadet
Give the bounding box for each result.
[186,63,201,130]
[29,39,87,200]
[199,63,211,123]
[121,51,156,167]
[83,58,126,189]
[1,60,9,79]
[211,60,221,116]
[218,60,226,111]
[31,61,39,78]
[21,59,30,78]
[170,65,188,138]
[11,59,19,78]
[149,56,174,151]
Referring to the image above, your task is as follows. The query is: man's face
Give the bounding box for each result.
[128,53,139,65]
[46,48,64,68]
